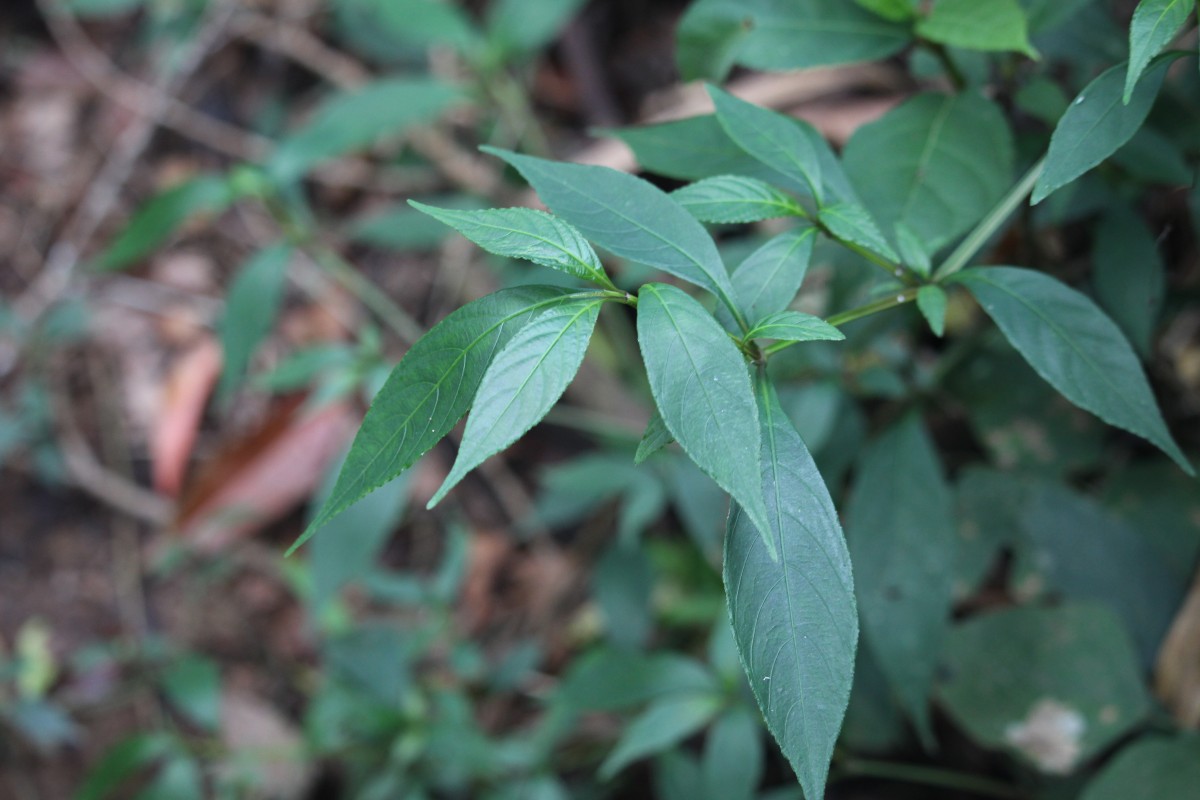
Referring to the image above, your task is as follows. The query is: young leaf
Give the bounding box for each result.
[291,286,574,554]
[1092,209,1165,358]
[671,176,805,224]
[485,148,743,320]
[635,411,674,465]
[725,379,857,799]
[1033,54,1180,204]
[1082,736,1200,800]
[916,0,1037,57]
[745,311,844,343]
[731,228,817,324]
[1124,0,1192,103]
[409,202,611,287]
[916,285,947,337]
[429,298,603,506]
[216,244,292,405]
[843,92,1015,252]
[636,283,772,553]
[267,78,463,183]
[598,693,723,780]
[952,267,1193,474]
[708,86,823,200]
[894,223,932,277]
[846,414,956,746]
[818,203,900,262]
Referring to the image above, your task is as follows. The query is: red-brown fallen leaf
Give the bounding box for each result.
[152,338,222,497]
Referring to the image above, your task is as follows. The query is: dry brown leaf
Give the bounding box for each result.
[1156,571,1200,729]
[152,337,222,497]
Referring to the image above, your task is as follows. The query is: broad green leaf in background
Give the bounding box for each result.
[429,298,603,506]
[216,244,292,405]
[485,0,588,58]
[332,0,481,55]
[843,92,1014,252]
[65,0,144,17]
[1103,462,1200,585]
[916,0,1037,57]
[952,267,1193,474]
[1020,0,1102,33]
[92,176,235,272]
[731,228,817,324]
[267,78,463,183]
[953,468,1028,599]
[654,752,704,800]
[1082,736,1200,800]
[75,735,175,800]
[160,657,220,732]
[701,707,763,800]
[1124,0,1192,102]
[1032,55,1179,203]
[635,411,674,465]
[745,311,844,342]
[347,195,487,251]
[487,149,743,320]
[410,203,612,287]
[853,0,917,21]
[556,648,719,713]
[1092,209,1164,357]
[916,285,947,336]
[598,693,724,780]
[637,283,772,553]
[291,285,573,553]
[846,414,956,745]
[672,176,805,224]
[673,0,754,82]
[725,380,857,798]
[817,203,900,262]
[709,86,823,200]
[937,604,1151,774]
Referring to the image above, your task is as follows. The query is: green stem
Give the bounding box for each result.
[762,288,918,357]
[835,758,1023,799]
[934,156,1046,281]
[924,41,969,90]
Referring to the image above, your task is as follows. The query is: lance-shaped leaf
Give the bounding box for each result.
[1033,54,1180,204]
[916,285,947,337]
[637,283,771,552]
[217,244,292,405]
[916,0,1037,57]
[709,86,823,200]
[429,298,603,506]
[290,286,574,554]
[598,693,724,780]
[1124,0,1192,103]
[746,311,843,343]
[846,414,956,746]
[725,379,857,799]
[634,411,674,465]
[732,228,817,324]
[409,202,611,286]
[952,267,1193,474]
[1092,208,1165,357]
[485,148,743,320]
[671,176,804,224]
[818,202,900,262]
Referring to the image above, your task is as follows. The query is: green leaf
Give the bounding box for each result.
[846,414,956,746]
[676,0,754,82]
[916,285,947,337]
[894,223,932,277]
[701,707,763,800]
[333,0,482,55]
[709,86,822,200]
[557,649,719,712]
[1033,54,1180,204]
[291,286,574,554]
[745,311,844,342]
[429,298,603,506]
[410,202,611,286]
[1124,0,1192,103]
[91,176,235,272]
[65,0,144,17]
[818,203,900,262]
[485,0,588,58]
[725,379,857,798]
[671,176,804,224]
[267,78,463,183]
[1092,208,1164,357]
[731,228,817,324]
[635,411,674,465]
[216,245,291,405]
[637,283,771,553]
[952,267,1192,474]
[937,604,1151,774]
[916,0,1037,57]
[854,0,918,21]
[1082,736,1200,800]
[160,657,220,732]
[74,735,174,800]
[486,149,742,319]
[599,693,723,780]
[843,92,1015,252]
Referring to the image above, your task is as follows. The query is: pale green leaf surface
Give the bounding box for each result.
[161,657,220,733]
[843,92,1014,252]
[746,311,843,342]
[916,0,1037,56]
[599,694,724,779]
[709,86,822,200]
[1124,0,1192,102]
[217,245,292,405]
[853,0,917,20]
[410,202,609,285]
[846,414,955,745]
[1082,736,1200,800]
[916,285,947,337]
[818,203,900,262]
[635,411,674,465]
[701,707,763,800]
[732,228,817,324]
[732,0,910,72]
[486,0,588,57]
[725,380,857,798]
[1092,209,1164,356]
[953,267,1192,474]
[1033,55,1178,203]
[894,223,931,277]
[671,176,804,224]
[637,284,771,552]
[430,298,602,506]
[557,649,718,712]
[486,149,741,315]
[291,286,574,554]
[333,0,481,54]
